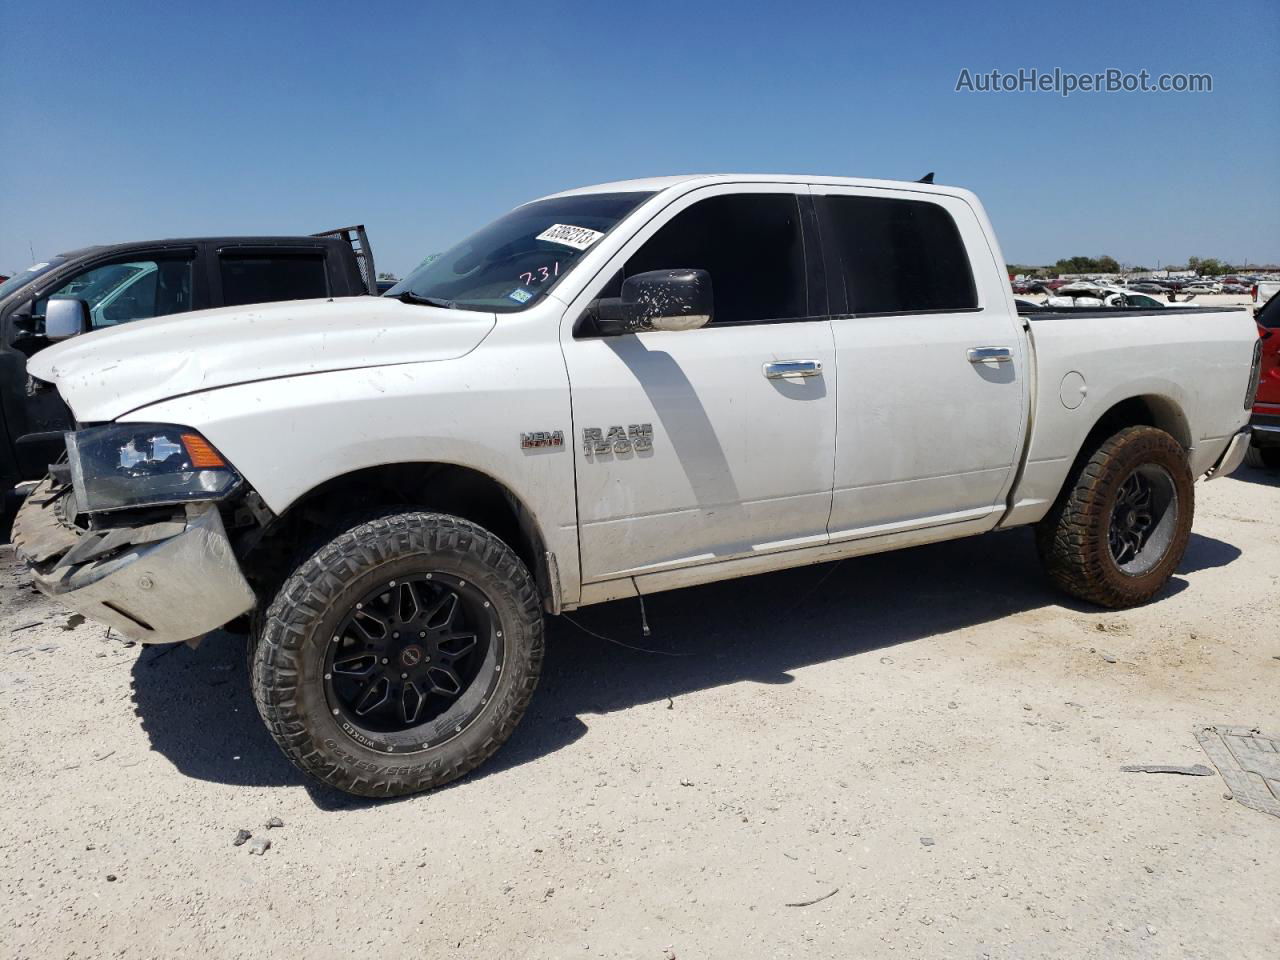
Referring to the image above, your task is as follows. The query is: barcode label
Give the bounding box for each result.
[535,223,605,251]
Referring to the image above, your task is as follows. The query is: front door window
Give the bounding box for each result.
[37,257,195,329]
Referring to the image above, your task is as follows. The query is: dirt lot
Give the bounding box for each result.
[1,466,1277,960]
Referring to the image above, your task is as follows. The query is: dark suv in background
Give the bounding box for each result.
[0,228,377,505]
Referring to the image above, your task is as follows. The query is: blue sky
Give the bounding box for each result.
[1,0,1277,276]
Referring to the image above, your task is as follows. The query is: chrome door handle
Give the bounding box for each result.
[764,360,822,379]
[968,347,1012,364]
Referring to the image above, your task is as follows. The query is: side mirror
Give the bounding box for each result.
[44,297,90,340]
[590,269,712,336]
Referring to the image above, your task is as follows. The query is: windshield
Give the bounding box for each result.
[387,192,653,313]
[0,258,66,302]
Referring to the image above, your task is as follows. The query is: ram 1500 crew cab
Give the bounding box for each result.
[13,175,1260,798]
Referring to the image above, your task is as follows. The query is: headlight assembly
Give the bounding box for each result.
[65,423,241,513]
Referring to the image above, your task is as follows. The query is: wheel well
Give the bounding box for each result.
[1081,395,1191,454]
[240,463,550,608]
[1040,394,1192,523]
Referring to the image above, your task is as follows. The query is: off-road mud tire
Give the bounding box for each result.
[1035,426,1193,609]
[250,511,543,797]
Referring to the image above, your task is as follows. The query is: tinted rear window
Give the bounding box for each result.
[220,253,328,307]
[819,195,977,314]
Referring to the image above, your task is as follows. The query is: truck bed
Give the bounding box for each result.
[1003,302,1256,530]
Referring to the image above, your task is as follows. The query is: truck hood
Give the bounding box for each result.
[29,296,497,422]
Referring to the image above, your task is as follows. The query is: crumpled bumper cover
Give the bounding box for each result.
[1204,427,1251,481]
[13,479,255,644]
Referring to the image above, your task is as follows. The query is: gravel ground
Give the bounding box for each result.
[1,466,1277,960]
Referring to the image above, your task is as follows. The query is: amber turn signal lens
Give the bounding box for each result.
[180,433,227,469]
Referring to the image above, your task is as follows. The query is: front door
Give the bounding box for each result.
[814,186,1027,539]
[561,186,837,582]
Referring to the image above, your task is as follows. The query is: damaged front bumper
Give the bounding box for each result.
[12,478,256,644]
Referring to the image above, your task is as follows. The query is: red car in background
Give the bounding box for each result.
[1248,293,1280,468]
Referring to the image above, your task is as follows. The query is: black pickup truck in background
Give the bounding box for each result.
[0,227,377,505]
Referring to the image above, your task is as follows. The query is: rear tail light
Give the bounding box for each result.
[1246,337,1263,409]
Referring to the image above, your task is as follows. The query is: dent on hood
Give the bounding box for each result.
[32,297,497,422]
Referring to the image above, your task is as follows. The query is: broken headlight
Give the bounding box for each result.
[65,423,241,513]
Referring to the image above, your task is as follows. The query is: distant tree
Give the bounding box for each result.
[1053,255,1121,274]
[1185,257,1233,276]
[376,271,397,280]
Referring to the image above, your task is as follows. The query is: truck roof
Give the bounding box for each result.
[540,173,967,201]
[54,236,346,259]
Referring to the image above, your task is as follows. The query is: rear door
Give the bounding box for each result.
[561,185,837,582]
[815,186,1027,539]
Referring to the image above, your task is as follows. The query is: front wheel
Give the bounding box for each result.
[251,512,543,797]
[1035,426,1194,609]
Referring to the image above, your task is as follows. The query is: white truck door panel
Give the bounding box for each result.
[565,323,836,579]
[560,185,836,581]
[815,187,1027,537]
[829,312,1025,533]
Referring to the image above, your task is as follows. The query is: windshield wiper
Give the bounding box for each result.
[397,291,455,309]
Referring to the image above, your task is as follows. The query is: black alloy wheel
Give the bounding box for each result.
[324,573,499,746]
[1107,464,1179,576]
[252,512,544,797]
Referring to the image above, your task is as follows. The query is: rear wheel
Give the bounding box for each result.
[251,511,543,797]
[1244,444,1280,469]
[1035,426,1194,609]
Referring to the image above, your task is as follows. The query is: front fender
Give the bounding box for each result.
[120,329,581,603]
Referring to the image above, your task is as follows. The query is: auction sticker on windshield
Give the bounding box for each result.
[536,224,605,251]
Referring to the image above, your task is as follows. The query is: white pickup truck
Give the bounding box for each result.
[13,174,1260,798]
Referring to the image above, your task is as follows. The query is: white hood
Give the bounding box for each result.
[29,296,497,422]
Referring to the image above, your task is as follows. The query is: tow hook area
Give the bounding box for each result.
[12,478,256,644]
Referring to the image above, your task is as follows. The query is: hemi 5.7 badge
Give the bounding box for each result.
[520,430,564,449]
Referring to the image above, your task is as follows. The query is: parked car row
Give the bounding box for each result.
[1012,275,1278,299]
[1045,282,1204,309]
